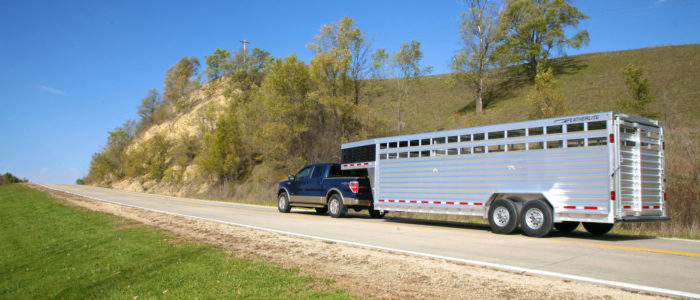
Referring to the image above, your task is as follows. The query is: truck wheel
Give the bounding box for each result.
[369,208,386,218]
[554,221,579,233]
[488,199,519,234]
[583,222,614,235]
[315,207,327,215]
[277,192,291,213]
[520,200,553,237]
[328,194,346,218]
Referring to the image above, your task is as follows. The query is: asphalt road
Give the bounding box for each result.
[41,184,700,298]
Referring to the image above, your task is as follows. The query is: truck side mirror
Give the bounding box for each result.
[288,175,295,181]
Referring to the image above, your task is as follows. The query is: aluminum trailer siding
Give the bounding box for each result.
[341,112,668,236]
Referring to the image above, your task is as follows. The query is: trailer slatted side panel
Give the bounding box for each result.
[375,147,611,220]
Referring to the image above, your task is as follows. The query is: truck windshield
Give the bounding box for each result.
[328,165,368,178]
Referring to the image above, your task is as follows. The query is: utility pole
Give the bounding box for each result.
[240,40,250,64]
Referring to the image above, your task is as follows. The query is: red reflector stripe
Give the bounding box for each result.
[410,200,417,203]
[398,200,406,203]
[584,206,597,210]
[388,200,395,203]
[474,202,483,206]
[653,205,660,209]
[459,202,469,205]
[432,201,441,204]
[564,206,576,209]
[378,199,385,202]
[364,162,369,165]
[343,164,348,167]
[421,200,429,204]
[623,205,631,209]
[445,201,454,205]
[642,205,649,209]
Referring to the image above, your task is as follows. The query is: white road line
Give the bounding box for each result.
[38,184,700,299]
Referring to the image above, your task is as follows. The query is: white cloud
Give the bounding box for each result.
[39,85,67,95]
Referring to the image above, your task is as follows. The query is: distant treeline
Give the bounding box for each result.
[0,173,28,186]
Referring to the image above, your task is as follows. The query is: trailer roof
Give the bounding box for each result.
[342,111,660,149]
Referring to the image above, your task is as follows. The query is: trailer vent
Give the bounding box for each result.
[341,144,376,164]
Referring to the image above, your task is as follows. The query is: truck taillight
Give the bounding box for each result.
[349,181,359,193]
[609,134,614,143]
[611,191,616,201]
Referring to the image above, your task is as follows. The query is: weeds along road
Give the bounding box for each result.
[42,184,700,298]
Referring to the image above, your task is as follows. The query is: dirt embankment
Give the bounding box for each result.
[29,184,667,300]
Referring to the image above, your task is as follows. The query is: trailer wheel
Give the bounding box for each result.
[369,208,386,218]
[554,221,579,233]
[520,200,553,237]
[582,222,614,235]
[488,199,519,234]
[315,207,327,215]
[277,192,291,213]
[328,194,346,218]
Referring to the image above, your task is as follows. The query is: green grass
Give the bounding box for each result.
[0,184,354,299]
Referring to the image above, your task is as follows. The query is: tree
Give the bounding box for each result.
[370,48,390,79]
[527,68,567,119]
[497,0,589,75]
[137,88,160,126]
[163,56,200,111]
[393,40,432,133]
[204,48,232,80]
[308,16,370,104]
[619,64,657,118]
[199,105,247,182]
[146,134,172,181]
[229,47,273,94]
[452,0,501,115]
[251,54,314,165]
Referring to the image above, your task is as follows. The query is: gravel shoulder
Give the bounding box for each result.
[28,183,668,300]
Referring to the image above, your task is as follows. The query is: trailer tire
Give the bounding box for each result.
[488,199,519,234]
[554,221,580,233]
[583,222,614,235]
[277,192,291,213]
[520,200,553,237]
[369,208,386,218]
[328,194,346,218]
[315,207,327,215]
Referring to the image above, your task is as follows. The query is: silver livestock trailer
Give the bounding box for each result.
[340,112,669,237]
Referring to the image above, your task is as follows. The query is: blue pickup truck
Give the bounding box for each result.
[277,163,384,218]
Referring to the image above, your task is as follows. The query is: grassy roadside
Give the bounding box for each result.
[0,184,354,299]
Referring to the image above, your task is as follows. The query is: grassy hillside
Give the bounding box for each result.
[382,44,699,133]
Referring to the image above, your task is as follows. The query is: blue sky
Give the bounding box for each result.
[1,0,699,184]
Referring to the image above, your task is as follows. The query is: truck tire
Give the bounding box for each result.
[488,199,519,234]
[328,194,346,218]
[315,207,328,215]
[583,222,614,235]
[520,199,553,237]
[277,192,291,213]
[554,221,579,233]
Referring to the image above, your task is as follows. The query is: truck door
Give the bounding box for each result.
[288,166,312,203]
[305,165,328,204]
